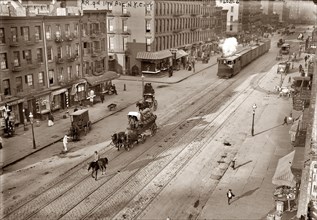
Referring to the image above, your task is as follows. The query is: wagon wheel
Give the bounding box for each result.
[151,123,157,136]
[153,100,158,111]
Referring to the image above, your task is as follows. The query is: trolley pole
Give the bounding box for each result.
[141,74,145,97]
[251,104,257,136]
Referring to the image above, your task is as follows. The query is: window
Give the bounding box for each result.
[59,67,64,82]
[76,64,80,77]
[123,37,128,51]
[231,6,234,12]
[13,51,20,66]
[230,25,233,31]
[47,47,53,61]
[57,46,62,58]
[0,28,5,44]
[109,37,114,50]
[146,38,151,52]
[146,4,151,15]
[108,19,114,32]
[66,45,71,56]
[36,48,43,62]
[67,66,72,80]
[11,27,17,42]
[38,72,44,86]
[146,20,151,33]
[3,79,10,95]
[46,25,51,40]
[122,3,127,14]
[21,27,29,41]
[75,23,79,36]
[16,77,22,93]
[82,23,87,36]
[23,50,32,64]
[0,53,8,70]
[230,16,233,22]
[65,24,70,37]
[25,74,33,87]
[75,43,79,56]
[35,26,41,40]
[122,19,128,32]
[48,69,54,84]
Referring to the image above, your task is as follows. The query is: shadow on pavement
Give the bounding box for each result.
[254,124,283,136]
[234,160,253,170]
[232,187,260,204]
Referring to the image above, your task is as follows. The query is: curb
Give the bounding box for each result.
[2,61,218,169]
[117,61,218,84]
[2,100,141,169]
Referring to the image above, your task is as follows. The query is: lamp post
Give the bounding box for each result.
[29,112,36,149]
[141,74,145,97]
[251,104,257,136]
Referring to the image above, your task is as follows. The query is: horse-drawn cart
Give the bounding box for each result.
[69,109,91,141]
[124,111,157,150]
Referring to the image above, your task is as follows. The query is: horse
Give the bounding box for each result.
[88,157,108,181]
[111,132,126,151]
[124,129,141,151]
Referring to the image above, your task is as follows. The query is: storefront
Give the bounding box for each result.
[69,79,87,106]
[84,71,120,101]
[50,88,68,111]
[136,50,173,74]
[0,97,25,126]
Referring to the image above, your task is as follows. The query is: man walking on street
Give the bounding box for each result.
[231,157,236,170]
[227,189,235,205]
[63,134,70,153]
[283,116,288,125]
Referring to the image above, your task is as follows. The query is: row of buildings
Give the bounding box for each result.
[0,0,228,126]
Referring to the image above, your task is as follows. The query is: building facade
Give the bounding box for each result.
[0,9,113,130]
[79,0,227,75]
[239,0,262,35]
[216,0,241,35]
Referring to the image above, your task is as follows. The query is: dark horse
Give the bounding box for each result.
[136,101,149,111]
[111,132,126,151]
[88,157,108,181]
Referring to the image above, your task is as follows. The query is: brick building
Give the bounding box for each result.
[0,9,114,130]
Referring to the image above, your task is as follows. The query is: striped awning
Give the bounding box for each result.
[176,49,188,59]
[136,50,172,60]
[272,151,296,187]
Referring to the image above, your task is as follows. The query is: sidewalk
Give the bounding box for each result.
[199,54,308,220]
[0,54,220,169]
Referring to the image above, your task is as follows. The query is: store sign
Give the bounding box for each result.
[81,0,154,9]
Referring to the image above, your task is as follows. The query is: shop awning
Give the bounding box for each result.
[84,71,120,86]
[272,151,297,187]
[176,49,188,59]
[291,147,305,181]
[51,88,67,96]
[136,50,172,60]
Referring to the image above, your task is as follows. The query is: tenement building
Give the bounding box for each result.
[0,9,113,130]
[79,0,227,75]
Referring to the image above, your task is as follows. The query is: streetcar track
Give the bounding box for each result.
[2,75,227,220]
[3,49,276,220]
[87,76,258,219]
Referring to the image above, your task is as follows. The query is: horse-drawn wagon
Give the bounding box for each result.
[69,109,91,141]
[137,83,158,111]
[111,110,157,151]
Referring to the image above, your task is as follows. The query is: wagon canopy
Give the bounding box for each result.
[128,112,141,121]
[84,71,119,86]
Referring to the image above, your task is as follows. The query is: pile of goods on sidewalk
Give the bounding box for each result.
[273,185,296,201]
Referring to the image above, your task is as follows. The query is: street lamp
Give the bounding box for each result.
[251,104,257,136]
[29,112,36,149]
[141,74,145,97]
